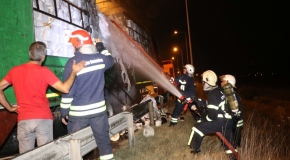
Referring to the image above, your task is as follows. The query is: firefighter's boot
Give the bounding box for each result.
[169,122,177,127]
[190,148,201,154]
[227,153,237,160]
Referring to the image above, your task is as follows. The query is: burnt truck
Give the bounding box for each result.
[0,0,164,157]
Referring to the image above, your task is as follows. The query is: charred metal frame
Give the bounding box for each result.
[33,0,90,31]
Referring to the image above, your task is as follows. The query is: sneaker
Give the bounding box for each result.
[190,148,201,154]
[169,122,177,127]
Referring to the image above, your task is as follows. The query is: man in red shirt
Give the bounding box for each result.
[0,41,85,153]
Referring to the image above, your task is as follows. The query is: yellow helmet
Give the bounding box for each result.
[202,70,217,86]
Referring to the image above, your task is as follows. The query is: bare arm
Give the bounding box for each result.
[52,60,86,93]
[0,79,19,112]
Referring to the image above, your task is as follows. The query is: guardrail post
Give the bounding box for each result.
[166,92,170,108]
[148,101,154,125]
[69,139,82,160]
[124,112,135,148]
[159,95,164,108]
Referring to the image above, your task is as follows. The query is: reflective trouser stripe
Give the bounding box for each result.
[225,149,238,154]
[188,127,204,145]
[237,119,243,127]
[171,117,178,123]
[237,124,243,127]
[100,154,114,160]
[194,127,204,137]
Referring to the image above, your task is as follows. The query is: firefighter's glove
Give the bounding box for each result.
[195,98,207,107]
[186,97,193,103]
[96,42,106,53]
[181,97,193,104]
[190,104,197,110]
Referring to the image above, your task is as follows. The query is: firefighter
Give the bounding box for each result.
[60,30,115,160]
[188,70,235,158]
[169,64,196,126]
[220,74,243,149]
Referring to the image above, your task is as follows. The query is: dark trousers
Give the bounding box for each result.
[232,125,242,148]
[171,101,184,122]
[67,112,113,157]
[189,119,233,151]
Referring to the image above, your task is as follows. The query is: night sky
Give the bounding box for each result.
[120,0,289,86]
[155,0,288,84]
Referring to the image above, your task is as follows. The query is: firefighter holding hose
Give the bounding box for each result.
[188,70,236,160]
[169,64,196,127]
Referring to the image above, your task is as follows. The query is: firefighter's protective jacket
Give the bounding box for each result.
[205,87,232,121]
[174,74,196,98]
[60,50,114,118]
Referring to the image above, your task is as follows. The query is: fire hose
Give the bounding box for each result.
[216,132,240,160]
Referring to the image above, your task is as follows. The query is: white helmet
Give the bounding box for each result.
[202,70,217,86]
[184,64,194,76]
[220,74,236,88]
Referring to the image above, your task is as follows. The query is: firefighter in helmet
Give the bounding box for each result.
[220,74,243,149]
[169,64,196,126]
[60,29,115,160]
[188,70,235,159]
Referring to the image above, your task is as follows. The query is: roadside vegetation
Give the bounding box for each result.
[85,84,290,160]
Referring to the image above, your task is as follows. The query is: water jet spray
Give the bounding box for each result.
[110,20,186,102]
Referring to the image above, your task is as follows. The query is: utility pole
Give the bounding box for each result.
[185,0,193,65]
[180,49,184,67]
[174,31,189,64]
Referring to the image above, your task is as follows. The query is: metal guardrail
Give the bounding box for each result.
[11,112,134,160]
[5,95,165,160]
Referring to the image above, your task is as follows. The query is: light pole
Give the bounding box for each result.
[185,0,193,65]
[174,31,189,64]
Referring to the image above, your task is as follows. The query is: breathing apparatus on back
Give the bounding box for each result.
[222,82,239,112]
[220,74,239,114]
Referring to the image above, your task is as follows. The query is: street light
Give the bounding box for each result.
[175,68,181,76]
[174,31,189,64]
[173,47,183,67]
[171,56,179,72]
